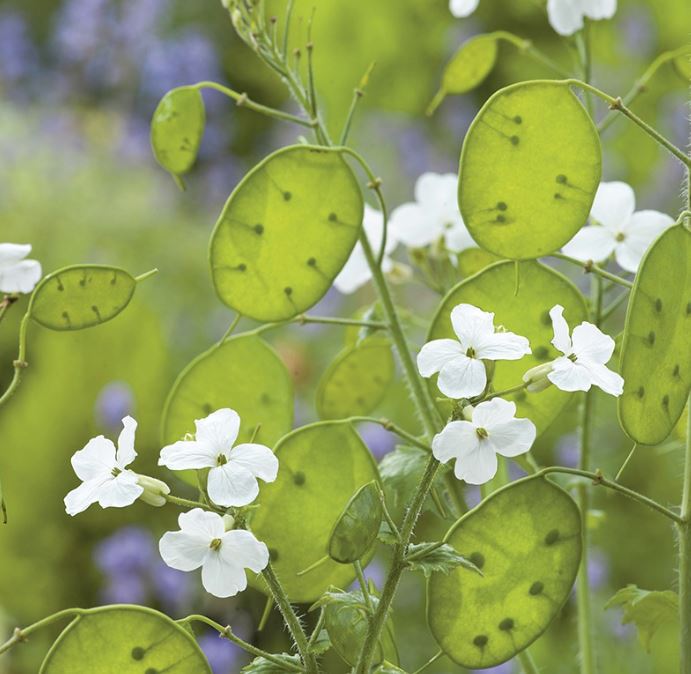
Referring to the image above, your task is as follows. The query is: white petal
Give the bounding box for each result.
[615,210,673,272]
[0,259,42,294]
[333,243,371,294]
[202,551,247,598]
[449,0,480,17]
[0,243,31,266]
[432,421,479,464]
[547,0,584,35]
[438,355,487,399]
[221,529,270,573]
[590,181,636,231]
[561,226,617,263]
[486,418,536,458]
[195,408,240,455]
[363,204,396,254]
[389,202,441,248]
[207,463,259,507]
[571,322,615,364]
[229,443,278,483]
[178,508,225,538]
[159,530,210,572]
[471,398,517,427]
[454,444,498,485]
[64,477,108,516]
[115,416,137,468]
[96,471,143,509]
[581,0,616,20]
[71,436,117,482]
[449,303,496,349]
[581,360,624,396]
[476,330,531,361]
[547,357,593,392]
[443,218,475,253]
[549,304,572,355]
[158,439,217,470]
[417,339,464,377]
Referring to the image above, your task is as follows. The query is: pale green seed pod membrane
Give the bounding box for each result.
[161,334,293,485]
[250,422,380,602]
[40,606,211,673]
[316,337,394,420]
[618,224,691,445]
[29,265,136,331]
[456,247,502,278]
[328,481,383,564]
[150,86,205,185]
[427,476,582,669]
[427,34,499,115]
[427,261,587,434]
[209,145,364,321]
[459,80,601,259]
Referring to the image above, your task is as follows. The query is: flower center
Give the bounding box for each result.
[466,347,476,358]
[111,467,122,477]
[217,454,228,466]
[568,353,578,362]
[444,221,454,230]
[476,427,489,439]
[615,232,626,242]
[209,538,222,551]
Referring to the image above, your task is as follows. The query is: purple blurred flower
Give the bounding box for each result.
[587,548,609,590]
[95,381,134,431]
[100,574,147,605]
[198,631,245,674]
[507,460,527,481]
[152,560,195,615]
[363,559,386,590]
[472,661,514,674]
[556,432,579,468]
[360,423,397,460]
[465,484,482,508]
[94,526,156,576]
[0,11,38,87]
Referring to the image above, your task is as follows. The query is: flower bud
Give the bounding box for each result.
[136,474,170,507]
[522,362,555,393]
[222,514,236,531]
[387,261,413,285]
[461,404,474,421]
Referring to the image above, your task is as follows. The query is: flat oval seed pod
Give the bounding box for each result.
[250,421,380,602]
[316,337,394,420]
[427,261,587,434]
[456,247,502,278]
[150,86,205,186]
[619,224,691,445]
[459,80,601,259]
[29,265,136,331]
[161,334,293,484]
[428,476,581,669]
[328,481,383,564]
[40,605,211,673]
[209,145,364,321]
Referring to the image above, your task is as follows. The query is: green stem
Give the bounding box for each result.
[164,493,225,514]
[182,615,302,671]
[614,443,638,482]
[550,253,633,288]
[518,649,540,674]
[340,88,364,145]
[482,381,529,401]
[412,649,444,674]
[0,608,84,656]
[345,416,430,452]
[221,314,242,342]
[134,268,159,283]
[679,399,691,672]
[354,560,375,613]
[262,563,318,673]
[494,32,571,78]
[295,314,388,330]
[307,609,326,649]
[0,313,30,410]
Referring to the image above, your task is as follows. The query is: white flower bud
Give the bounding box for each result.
[222,514,236,531]
[136,474,171,507]
[522,362,555,393]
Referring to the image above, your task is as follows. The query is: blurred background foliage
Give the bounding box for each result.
[0,0,689,672]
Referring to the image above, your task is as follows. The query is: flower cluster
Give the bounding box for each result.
[65,407,277,598]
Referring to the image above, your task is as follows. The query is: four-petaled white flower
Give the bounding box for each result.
[543,304,623,395]
[159,508,269,598]
[0,243,42,294]
[65,416,148,515]
[389,173,474,253]
[333,204,399,294]
[562,181,673,273]
[547,0,617,36]
[432,398,536,485]
[417,303,531,399]
[159,408,278,507]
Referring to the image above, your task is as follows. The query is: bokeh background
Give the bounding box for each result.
[0,0,689,672]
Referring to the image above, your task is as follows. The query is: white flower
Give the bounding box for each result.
[64,416,152,515]
[333,204,399,294]
[417,303,531,399]
[449,0,480,18]
[432,398,536,484]
[547,0,617,36]
[159,508,269,598]
[159,408,278,507]
[0,244,42,294]
[389,173,474,253]
[561,181,673,273]
[545,304,623,395]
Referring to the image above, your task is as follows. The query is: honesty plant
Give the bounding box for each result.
[0,1,690,674]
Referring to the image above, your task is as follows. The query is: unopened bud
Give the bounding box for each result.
[136,474,170,507]
[461,404,474,421]
[223,514,236,531]
[387,261,413,285]
[522,362,555,393]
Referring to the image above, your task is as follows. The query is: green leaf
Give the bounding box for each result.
[329,481,383,563]
[209,145,363,321]
[405,542,481,578]
[249,421,380,602]
[456,247,502,278]
[373,664,407,674]
[427,260,588,434]
[40,606,211,673]
[309,629,332,656]
[428,34,499,115]
[618,224,691,445]
[161,334,293,485]
[605,585,679,652]
[150,86,205,187]
[240,654,302,673]
[459,80,601,259]
[427,476,582,669]
[29,265,137,331]
[316,337,394,420]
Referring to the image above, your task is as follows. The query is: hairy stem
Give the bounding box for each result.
[679,394,691,673]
